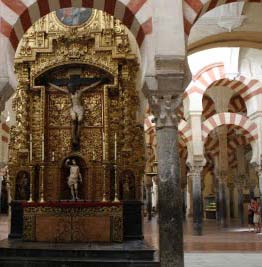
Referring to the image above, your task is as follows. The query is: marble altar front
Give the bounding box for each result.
[22,201,123,242]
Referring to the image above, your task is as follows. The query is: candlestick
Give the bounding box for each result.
[28,165,33,203]
[113,164,119,202]
[41,134,44,162]
[40,165,45,202]
[102,131,105,161]
[29,134,32,162]
[114,133,117,161]
[102,163,107,202]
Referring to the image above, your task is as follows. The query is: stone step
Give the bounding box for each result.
[0,248,155,260]
[0,256,160,267]
[0,239,159,266]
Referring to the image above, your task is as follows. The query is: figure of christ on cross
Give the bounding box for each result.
[49,76,108,151]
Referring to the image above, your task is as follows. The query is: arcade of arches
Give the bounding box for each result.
[1,1,262,267]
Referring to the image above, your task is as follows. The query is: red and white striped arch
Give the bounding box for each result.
[178,119,192,143]
[202,112,258,142]
[184,62,262,113]
[183,0,262,36]
[0,0,152,50]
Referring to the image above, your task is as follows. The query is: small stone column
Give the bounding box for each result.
[144,175,153,221]
[254,166,262,206]
[228,184,235,219]
[218,176,227,227]
[152,176,159,212]
[238,187,244,225]
[189,167,203,235]
[145,185,152,220]
[215,178,220,222]
[149,94,184,267]
[186,174,193,217]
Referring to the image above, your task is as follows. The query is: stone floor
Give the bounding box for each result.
[1,214,262,266]
[144,215,262,266]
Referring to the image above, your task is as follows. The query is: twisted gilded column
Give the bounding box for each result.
[14,84,30,153]
[149,93,184,267]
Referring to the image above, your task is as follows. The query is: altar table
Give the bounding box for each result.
[22,201,123,243]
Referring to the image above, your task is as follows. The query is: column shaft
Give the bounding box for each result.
[229,187,234,219]
[219,181,227,227]
[192,173,202,235]
[238,188,244,225]
[157,127,184,267]
[145,185,152,220]
[186,176,193,217]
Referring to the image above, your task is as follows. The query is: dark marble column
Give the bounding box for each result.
[238,188,244,225]
[156,126,184,266]
[218,179,227,227]
[215,178,220,222]
[146,65,187,266]
[191,168,203,235]
[229,186,235,219]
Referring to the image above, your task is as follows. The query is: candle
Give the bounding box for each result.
[114,133,117,161]
[29,134,32,162]
[41,133,44,161]
[102,132,105,161]
[92,150,95,161]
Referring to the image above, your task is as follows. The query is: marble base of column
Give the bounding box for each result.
[193,175,202,235]
[238,188,244,225]
[219,181,227,227]
[157,127,184,267]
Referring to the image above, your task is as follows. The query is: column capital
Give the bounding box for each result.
[148,93,181,128]
[143,80,183,128]
[188,165,204,178]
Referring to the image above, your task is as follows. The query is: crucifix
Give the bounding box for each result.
[49,75,109,151]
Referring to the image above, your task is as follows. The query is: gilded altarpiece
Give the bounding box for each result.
[9,9,145,207]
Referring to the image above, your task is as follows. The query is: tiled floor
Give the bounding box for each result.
[2,214,262,266]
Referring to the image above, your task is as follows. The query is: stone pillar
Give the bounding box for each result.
[189,167,203,235]
[144,175,153,221]
[255,167,262,206]
[215,178,220,222]
[216,126,229,227]
[229,185,235,219]
[152,176,159,212]
[149,93,184,267]
[186,174,193,217]
[238,187,244,225]
[145,185,152,220]
[218,176,227,227]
